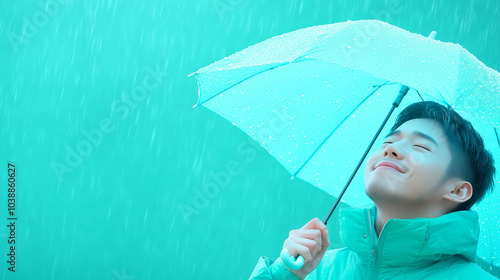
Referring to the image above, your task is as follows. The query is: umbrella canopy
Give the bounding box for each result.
[189,20,500,269]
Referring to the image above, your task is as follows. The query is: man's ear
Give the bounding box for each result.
[443,181,473,203]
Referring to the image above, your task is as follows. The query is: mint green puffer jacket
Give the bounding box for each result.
[249,206,498,280]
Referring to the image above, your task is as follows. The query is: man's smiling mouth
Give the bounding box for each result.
[374,161,405,173]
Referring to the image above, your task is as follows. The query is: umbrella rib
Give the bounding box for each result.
[197,60,338,106]
[197,63,288,106]
[197,59,352,106]
[292,80,392,178]
[495,127,500,150]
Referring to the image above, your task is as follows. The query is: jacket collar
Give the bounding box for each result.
[338,206,479,267]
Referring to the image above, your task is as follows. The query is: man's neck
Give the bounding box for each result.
[374,206,394,237]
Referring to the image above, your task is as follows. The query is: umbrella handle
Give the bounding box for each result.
[280,248,305,270]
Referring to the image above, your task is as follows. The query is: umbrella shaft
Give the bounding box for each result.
[323,85,410,225]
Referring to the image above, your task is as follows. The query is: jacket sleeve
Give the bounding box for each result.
[249,256,301,280]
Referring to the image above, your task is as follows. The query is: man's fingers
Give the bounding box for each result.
[300,217,327,232]
[290,234,321,254]
[284,239,313,263]
[281,218,330,279]
[289,229,322,241]
[321,229,330,249]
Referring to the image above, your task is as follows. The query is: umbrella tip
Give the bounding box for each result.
[428,31,437,39]
[193,104,198,108]
[290,175,295,180]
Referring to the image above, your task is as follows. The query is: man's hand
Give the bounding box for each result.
[281,217,330,280]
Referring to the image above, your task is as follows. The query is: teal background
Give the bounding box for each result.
[0,0,499,279]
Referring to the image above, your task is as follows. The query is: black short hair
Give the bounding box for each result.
[390,101,496,212]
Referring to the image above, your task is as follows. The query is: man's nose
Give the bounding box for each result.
[383,142,404,159]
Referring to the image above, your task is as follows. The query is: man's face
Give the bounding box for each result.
[364,118,452,206]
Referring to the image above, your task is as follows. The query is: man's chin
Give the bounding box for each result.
[365,183,402,203]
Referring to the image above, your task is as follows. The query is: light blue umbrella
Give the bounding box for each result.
[189,20,500,271]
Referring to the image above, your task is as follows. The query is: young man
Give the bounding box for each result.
[249,101,498,279]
